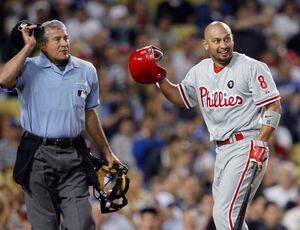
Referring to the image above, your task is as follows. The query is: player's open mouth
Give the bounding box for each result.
[219,50,229,54]
[218,50,231,57]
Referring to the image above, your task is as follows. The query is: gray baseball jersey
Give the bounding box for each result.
[178,52,280,229]
[178,52,280,141]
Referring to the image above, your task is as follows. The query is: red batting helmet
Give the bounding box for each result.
[128,45,166,84]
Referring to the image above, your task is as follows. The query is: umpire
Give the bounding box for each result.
[0,20,121,229]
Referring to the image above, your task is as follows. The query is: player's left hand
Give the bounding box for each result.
[249,140,268,171]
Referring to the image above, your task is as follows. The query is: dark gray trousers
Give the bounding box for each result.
[24,143,95,230]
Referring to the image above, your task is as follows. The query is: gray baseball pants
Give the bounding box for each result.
[212,135,267,230]
[24,144,95,230]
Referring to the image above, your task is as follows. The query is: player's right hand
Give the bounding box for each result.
[128,45,166,84]
[21,24,37,53]
[249,140,268,170]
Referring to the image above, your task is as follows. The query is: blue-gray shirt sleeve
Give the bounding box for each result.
[86,64,100,110]
[15,58,33,91]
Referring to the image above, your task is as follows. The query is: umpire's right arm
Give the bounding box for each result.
[0,24,37,89]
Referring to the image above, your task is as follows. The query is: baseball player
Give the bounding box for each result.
[129,21,282,229]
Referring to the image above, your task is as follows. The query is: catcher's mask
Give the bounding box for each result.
[128,45,166,84]
[92,156,130,213]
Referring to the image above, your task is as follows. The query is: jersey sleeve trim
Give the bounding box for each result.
[178,83,192,109]
[256,95,281,107]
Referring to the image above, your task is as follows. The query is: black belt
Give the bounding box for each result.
[24,132,79,148]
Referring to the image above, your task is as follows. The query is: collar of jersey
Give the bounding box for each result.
[36,52,79,69]
[213,64,225,73]
[212,52,237,74]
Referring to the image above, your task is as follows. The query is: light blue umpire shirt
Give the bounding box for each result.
[15,52,100,138]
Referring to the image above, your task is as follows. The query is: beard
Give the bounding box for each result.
[213,49,233,65]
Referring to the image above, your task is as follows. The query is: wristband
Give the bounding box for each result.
[262,110,281,129]
[155,78,165,88]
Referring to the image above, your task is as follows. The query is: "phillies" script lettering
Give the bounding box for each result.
[199,87,243,108]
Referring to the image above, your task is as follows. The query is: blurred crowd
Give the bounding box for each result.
[0,0,300,229]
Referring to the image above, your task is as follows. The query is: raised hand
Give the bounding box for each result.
[20,24,38,54]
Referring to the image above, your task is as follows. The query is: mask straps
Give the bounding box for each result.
[100,196,128,213]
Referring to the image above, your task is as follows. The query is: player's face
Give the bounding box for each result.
[203,25,234,66]
[40,28,70,65]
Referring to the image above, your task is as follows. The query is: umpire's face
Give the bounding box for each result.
[40,28,70,65]
[203,22,234,67]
